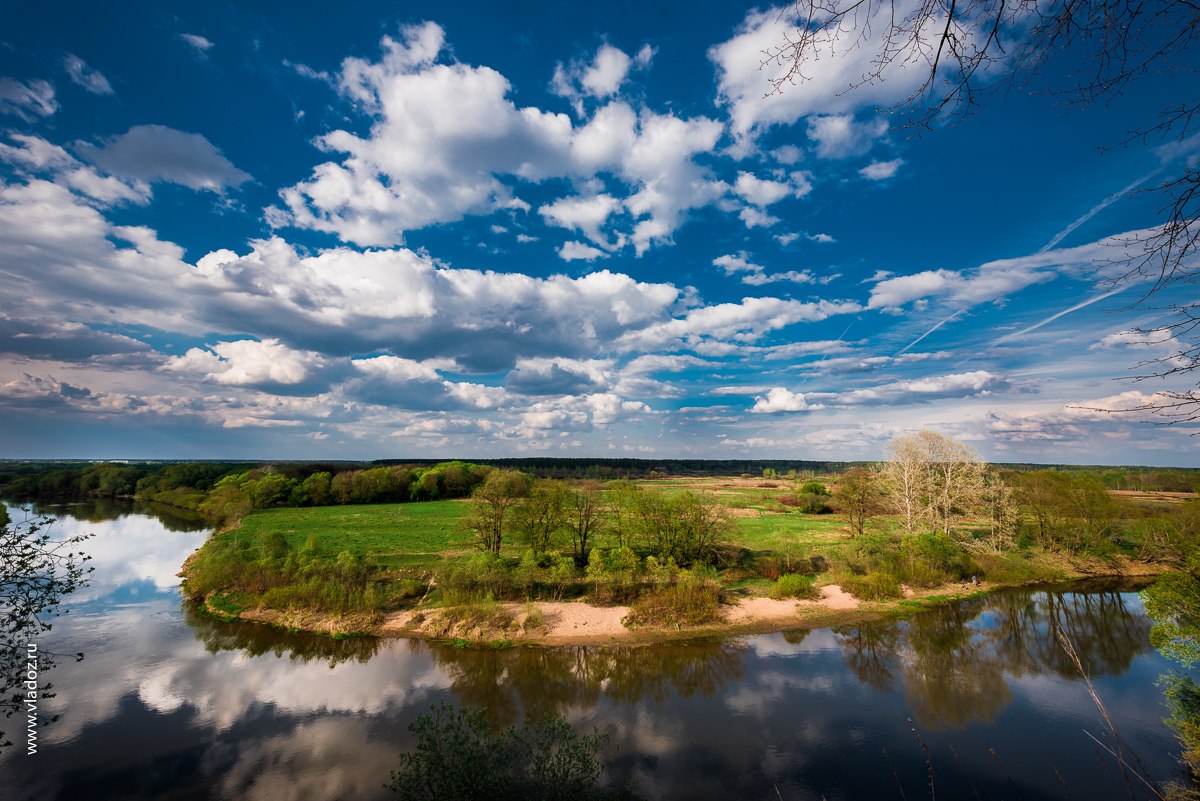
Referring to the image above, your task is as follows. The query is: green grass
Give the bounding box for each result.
[731,512,848,553]
[234,500,470,570]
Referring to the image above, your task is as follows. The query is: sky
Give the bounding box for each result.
[0,0,1196,465]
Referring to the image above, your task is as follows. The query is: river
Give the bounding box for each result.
[0,502,1191,800]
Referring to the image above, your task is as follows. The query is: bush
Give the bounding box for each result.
[841,571,902,601]
[625,573,721,628]
[770,573,818,600]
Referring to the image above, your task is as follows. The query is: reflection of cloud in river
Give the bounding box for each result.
[137,636,451,731]
[743,629,841,658]
[39,608,451,745]
[207,717,399,801]
[7,507,209,605]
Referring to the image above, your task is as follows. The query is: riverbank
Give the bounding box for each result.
[201,556,1165,646]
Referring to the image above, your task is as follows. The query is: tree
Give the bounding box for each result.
[512,480,570,554]
[1,508,92,748]
[882,430,983,537]
[768,0,1200,420]
[832,466,885,538]
[978,469,1019,553]
[463,470,533,555]
[565,481,606,566]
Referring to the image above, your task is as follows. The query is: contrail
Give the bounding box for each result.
[993,286,1126,344]
[897,309,961,355]
[1039,169,1162,253]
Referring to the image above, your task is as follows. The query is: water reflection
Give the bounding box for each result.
[0,504,1182,801]
[184,604,382,666]
[425,639,745,727]
[834,584,1152,730]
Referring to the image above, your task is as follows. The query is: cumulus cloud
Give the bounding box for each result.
[709,7,927,149]
[0,78,57,121]
[558,240,608,261]
[540,193,623,248]
[551,43,654,114]
[713,252,818,286]
[163,338,332,390]
[63,55,113,95]
[751,387,823,413]
[505,357,611,395]
[732,171,811,229]
[279,23,724,254]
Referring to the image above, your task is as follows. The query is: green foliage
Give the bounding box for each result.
[1012,471,1125,552]
[1144,572,1200,669]
[437,553,520,605]
[840,571,903,601]
[183,524,422,618]
[463,470,534,555]
[770,573,818,600]
[387,703,636,801]
[1,512,93,747]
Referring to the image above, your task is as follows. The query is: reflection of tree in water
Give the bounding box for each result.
[834,623,901,691]
[902,597,1012,730]
[424,639,745,727]
[183,602,380,666]
[991,588,1150,680]
[33,499,209,532]
[834,586,1151,731]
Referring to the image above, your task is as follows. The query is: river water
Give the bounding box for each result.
[0,502,1192,800]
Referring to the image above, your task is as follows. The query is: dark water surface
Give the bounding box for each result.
[0,503,1192,800]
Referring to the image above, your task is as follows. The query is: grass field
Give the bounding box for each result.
[233,500,472,569]
[227,481,852,568]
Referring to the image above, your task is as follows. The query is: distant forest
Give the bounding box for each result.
[1,457,1198,504]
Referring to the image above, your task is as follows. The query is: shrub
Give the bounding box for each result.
[841,571,902,601]
[625,577,721,628]
[770,573,818,600]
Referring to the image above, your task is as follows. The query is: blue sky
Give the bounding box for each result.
[0,1,1196,465]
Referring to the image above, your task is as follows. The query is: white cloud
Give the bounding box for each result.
[751,387,822,413]
[558,240,608,261]
[539,193,623,248]
[825,370,1013,405]
[714,252,817,286]
[0,78,57,121]
[164,339,328,387]
[63,55,113,95]
[281,25,724,253]
[709,7,927,149]
[807,114,888,159]
[76,125,251,192]
[860,159,904,180]
[0,134,78,172]
[552,43,649,113]
[808,232,835,243]
[739,206,781,228]
[733,172,792,206]
[179,33,214,53]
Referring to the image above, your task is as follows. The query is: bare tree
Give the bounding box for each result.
[768,1,1200,419]
[883,430,983,536]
